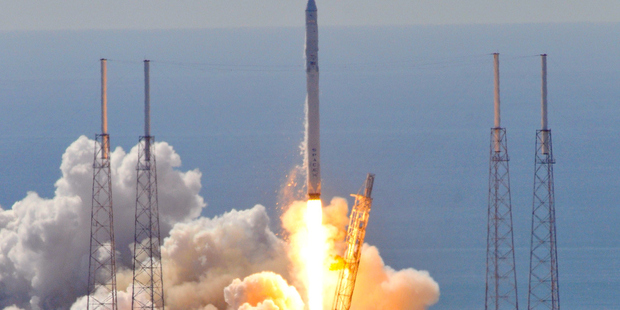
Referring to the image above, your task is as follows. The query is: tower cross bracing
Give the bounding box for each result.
[527,54,560,310]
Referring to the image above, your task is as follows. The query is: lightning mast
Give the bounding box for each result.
[527,54,560,310]
[332,173,375,310]
[87,58,118,310]
[131,60,165,310]
[485,53,519,310]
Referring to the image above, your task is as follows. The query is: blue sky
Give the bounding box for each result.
[1,0,620,31]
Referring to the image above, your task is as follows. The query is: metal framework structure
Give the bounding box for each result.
[332,173,375,310]
[131,136,164,310]
[486,128,519,310]
[131,60,165,310]
[527,130,559,310]
[485,53,519,310]
[527,54,560,310]
[87,134,118,310]
[87,59,118,310]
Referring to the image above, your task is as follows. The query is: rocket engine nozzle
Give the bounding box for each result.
[308,193,321,200]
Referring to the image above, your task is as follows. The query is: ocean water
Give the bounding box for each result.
[0,24,619,308]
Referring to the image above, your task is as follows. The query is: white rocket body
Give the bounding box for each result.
[306,0,321,200]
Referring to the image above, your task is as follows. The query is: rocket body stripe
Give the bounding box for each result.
[306,0,321,198]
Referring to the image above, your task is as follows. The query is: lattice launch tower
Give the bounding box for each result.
[527,54,560,310]
[87,58,119,310]
[485,53,519,310]
[332,173,375,310]
[131,60,165,310]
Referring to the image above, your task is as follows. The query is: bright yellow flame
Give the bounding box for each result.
[305,199,324,310]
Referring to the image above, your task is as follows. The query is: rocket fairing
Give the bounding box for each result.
[305,0,321,200]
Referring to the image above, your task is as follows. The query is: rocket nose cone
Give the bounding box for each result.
[306,0,317,11]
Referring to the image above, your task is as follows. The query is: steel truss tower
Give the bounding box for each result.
[485,53,519,310]
[131,60,165,310]
[332,173,375,310]
[87,59,118,310]
[527,54,560,310]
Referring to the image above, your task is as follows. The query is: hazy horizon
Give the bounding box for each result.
[3,1,620,31]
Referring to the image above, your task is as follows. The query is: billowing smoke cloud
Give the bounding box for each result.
[314,200,440,309]
[67,204,291,310]
[0,136,205,309]
[0,136,439,310]
[349,245,439,310]
[159,205,289,310]
[224,272,303,310]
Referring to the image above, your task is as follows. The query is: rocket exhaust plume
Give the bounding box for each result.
[305,199,326,310]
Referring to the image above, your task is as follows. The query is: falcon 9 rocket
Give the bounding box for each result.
[305,0,321,200]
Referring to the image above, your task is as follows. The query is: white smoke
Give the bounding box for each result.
[159,205,289,310]
[0,136,439,310]
[0,136,205,309]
